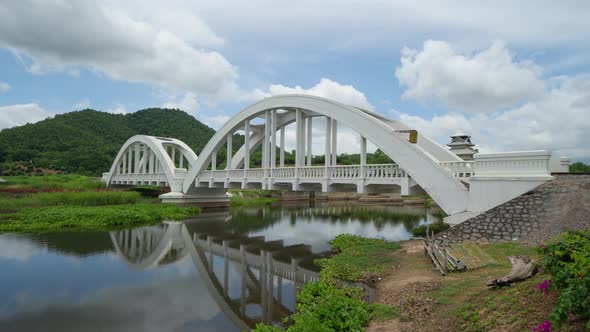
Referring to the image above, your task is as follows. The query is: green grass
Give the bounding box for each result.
[0,191,143,210]
[315,234,401,282]
[0,174,104,190]
[0,204,200,232]
[229,189,277,207]
[368,303,401,322]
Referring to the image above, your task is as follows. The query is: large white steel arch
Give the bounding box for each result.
[103,135,197,192]
[183,95,470,214]
[102,95,554,223]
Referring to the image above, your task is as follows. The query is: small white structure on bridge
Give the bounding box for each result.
[102,95,557,224]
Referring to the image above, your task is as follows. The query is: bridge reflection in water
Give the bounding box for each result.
[109,212,324,330]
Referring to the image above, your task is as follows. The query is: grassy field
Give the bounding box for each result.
[0,175,199,232]
[0,174,104,190]
[316,234,402,282]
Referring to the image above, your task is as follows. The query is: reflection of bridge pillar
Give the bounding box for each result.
[240,244,247,316]
[277,276,283,304]
[223,240,229,297]
[291,258,299,308]
[266,251,274,323]
[260,249,267,323]
[207,236,213,271]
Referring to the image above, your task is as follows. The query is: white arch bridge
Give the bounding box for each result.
[102,95,554,223]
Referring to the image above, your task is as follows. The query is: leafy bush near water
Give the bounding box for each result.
[253,280,370,332]
[411,221,450,237]
[537,231,590,329]
[0,204,200,232]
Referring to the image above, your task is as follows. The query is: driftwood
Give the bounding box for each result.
[486,255,538,287]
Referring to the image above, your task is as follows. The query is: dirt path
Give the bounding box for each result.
[366,240,444,332]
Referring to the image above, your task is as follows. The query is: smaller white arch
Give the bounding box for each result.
[103,135,198,192]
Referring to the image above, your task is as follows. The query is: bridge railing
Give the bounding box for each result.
[328,165,361,178]
[271,167,296,178]
[364,164,403,178]
[298,166,324,178]
[440,161,474,178]
[197,164,411,182]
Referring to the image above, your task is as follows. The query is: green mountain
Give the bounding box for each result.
[0,108,218,175]
[0,108,394,176]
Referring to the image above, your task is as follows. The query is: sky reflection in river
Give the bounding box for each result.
[0,204,441,331]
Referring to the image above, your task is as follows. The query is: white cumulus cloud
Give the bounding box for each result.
[201,115,230,129]
[0,103,52,129]
[394,76,590,161]
[0,81,10,93]
[73,98,91,110]
[396,40,545,113]
[252,78,373,110]
[0,0,239,102]
[162,93,199,115]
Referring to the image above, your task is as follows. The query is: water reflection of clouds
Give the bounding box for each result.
[0,234,47,262]
[0,277,225,332]
[250,217,416,253]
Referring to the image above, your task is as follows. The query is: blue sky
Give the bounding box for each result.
[0,1,588,161]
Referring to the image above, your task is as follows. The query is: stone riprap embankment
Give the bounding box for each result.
[435,174,590,246]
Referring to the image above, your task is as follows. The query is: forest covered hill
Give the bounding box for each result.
[0,108,397,176]
[0,108,220,175]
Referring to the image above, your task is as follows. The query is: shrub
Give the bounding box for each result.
[411,222,450,237]
[537,231,590,329]
[253,280,369,332]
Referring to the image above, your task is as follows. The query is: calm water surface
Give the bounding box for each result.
[0,203,441,332]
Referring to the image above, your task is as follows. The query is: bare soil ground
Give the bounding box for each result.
[366,240,586,332]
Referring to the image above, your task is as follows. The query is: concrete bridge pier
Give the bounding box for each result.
[160,186,230,208]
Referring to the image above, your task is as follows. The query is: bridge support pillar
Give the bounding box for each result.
[321,180,329,192]
[400,176,410,196]
[159,187,229,208]
[356,180,365,194]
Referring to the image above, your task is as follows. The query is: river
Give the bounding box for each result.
[0,203,442,331]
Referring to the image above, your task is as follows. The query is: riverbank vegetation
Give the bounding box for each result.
[316,234,401,282]
[411,221,450,237]
[371,239,588,332]
[254,234,402,331]
[254,231,589,331]
[229,189,276,207]
[0,191,141,211]
[0,175,200,232]
[0,204,199,232]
